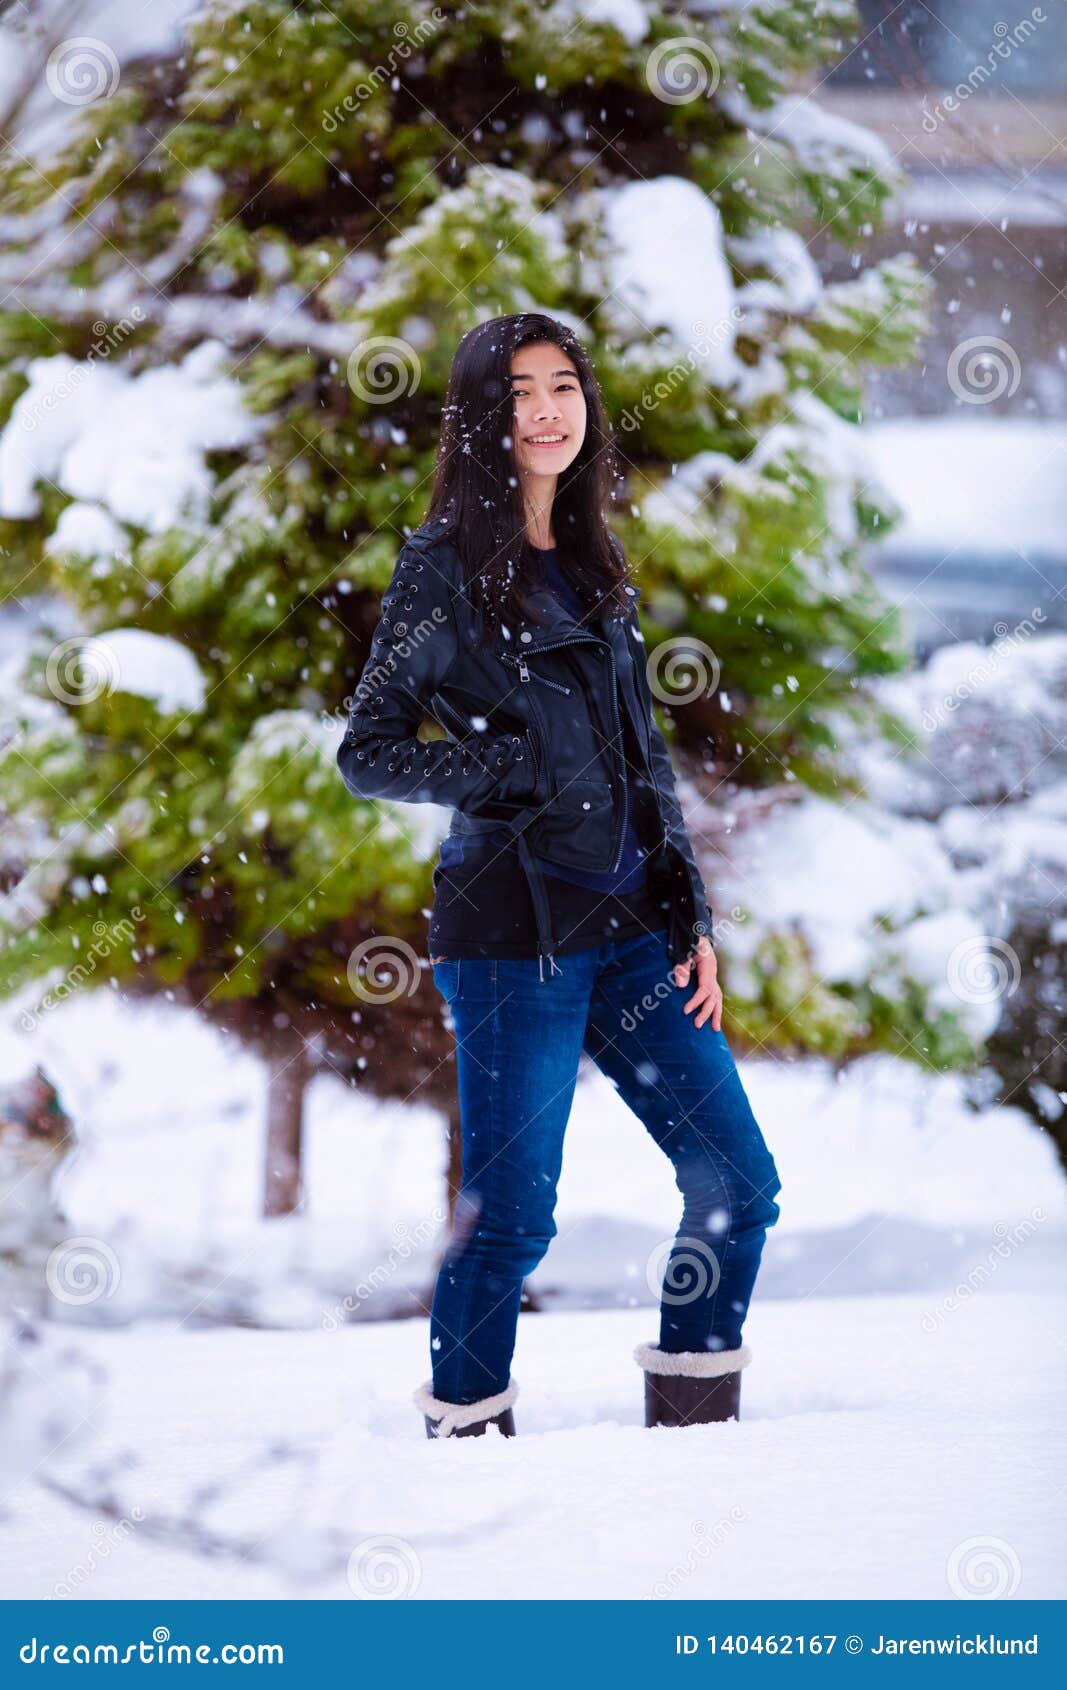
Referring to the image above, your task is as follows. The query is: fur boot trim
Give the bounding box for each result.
[413,1376,519,1437]
[634,1341,751,1378]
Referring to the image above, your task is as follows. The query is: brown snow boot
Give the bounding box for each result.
[414,1376,519,1439]
[635,1341,751,1428]
[423,1406,516,1439]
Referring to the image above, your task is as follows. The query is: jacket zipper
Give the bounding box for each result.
[601,670,629,873]
[506,633,632,875]
[500,651,571,693]
[502,622,688,960]
[623,632,670,857]
[632,676,700,931]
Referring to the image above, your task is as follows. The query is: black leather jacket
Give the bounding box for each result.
[336,513,714,979]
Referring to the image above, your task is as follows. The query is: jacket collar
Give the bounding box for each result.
[511,580,642,649]
[411,517,642,645]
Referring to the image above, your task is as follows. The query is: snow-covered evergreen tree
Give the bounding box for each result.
[0,0,945,1206]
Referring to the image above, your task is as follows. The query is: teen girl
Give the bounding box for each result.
[338,313,781,1438]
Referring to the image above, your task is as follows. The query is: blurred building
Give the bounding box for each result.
[818,0,1067,646]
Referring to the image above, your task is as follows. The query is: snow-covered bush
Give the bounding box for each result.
[709,789,999,1069]
[0,0,931,1193]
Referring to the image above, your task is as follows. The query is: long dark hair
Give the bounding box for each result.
[426,313,631,645]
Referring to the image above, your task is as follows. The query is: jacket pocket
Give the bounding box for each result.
[434,688,549,814]
[526,777,616,869]
[433,684,526,741]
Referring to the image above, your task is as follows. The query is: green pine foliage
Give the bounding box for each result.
[0,0,954,1067]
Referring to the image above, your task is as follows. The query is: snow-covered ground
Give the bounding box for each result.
[3,988,1064,1328]
[3,1288,1062,1600]
[1,983,1064,1599]
[0,0,1063,1613]
[2,613,1063,1603]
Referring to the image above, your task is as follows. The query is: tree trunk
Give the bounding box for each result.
[263,1044,307,1218]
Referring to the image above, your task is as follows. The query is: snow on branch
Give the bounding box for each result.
[1,167,356,357]
[4,276,359,358]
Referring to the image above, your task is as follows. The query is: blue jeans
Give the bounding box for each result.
[428,929,782,1404]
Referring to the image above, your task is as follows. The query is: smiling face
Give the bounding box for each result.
[508,340,587,482]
